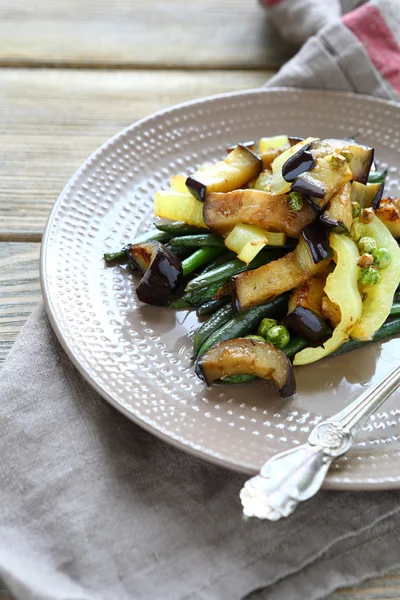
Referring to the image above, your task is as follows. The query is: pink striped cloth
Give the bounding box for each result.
[262,0,400,101]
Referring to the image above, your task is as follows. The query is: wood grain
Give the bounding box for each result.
[0,243,41,367]
[0,0,295,69]
[0,68,270,239]
[1,243,400,599]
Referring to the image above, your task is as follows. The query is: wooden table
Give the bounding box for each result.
[1,2,399,598]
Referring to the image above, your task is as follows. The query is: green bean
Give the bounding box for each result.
[103,230,169,264]
[331,316,400,357]
[222,375,255,385]
[181,247,225,277]
[169,296,192,310]
[196,298,229,316]
[283,315,400,361]
[199,251,236,275]
[103,249,128,264]
[165,244,192,258]
[155,221,208,235]
[195,294,289,370]
[169,234,225,248]
[368,169,387,184]
[185,281,225,306]
[185,251,281,293]
[283,336,309,359]
[193,304,233,355]
[390,303,400,316]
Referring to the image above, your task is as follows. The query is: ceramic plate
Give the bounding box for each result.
[41,88,400,489]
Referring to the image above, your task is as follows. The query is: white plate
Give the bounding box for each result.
[41,88,400,489]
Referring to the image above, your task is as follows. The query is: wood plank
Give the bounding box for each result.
[0,0,295,69]
[0,68,270,239]
[0,243,41,367]
[2,246,400,597]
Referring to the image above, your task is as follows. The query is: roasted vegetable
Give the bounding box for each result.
[203,189,316,237]
[224,224,286,264]
[181,247,224,277]
[196,298,229,316]
[321,296,341,328]
[197,338,296,398]
[284,275,330,343]
[155,220,208,236]
[269,137,318,195]
[185,145,262,202]
[368,168,387,184]
[310,138,374,184]
[320,182,352,233]
[293,233,362,365]
[333,315,400,356]
[350,215,400,340]
[259,135,290,153]
[232,223,332,312]
[170,174,190,193]
[185,251,280,296]
[193,304,233,355]
[291,155,353,210]
[154,190,207,228]
[282,142,315,182]
[350,181,384,210]
[104,229,170,264]
[287,275,326,317]
[127,242,183,306]
[257,318,278,338]
[196,295,289,361]
[169,234,225,248]
[264,324,291,349]
[284,308,330,344]
[374,197,400,238]
[226,140,256,153]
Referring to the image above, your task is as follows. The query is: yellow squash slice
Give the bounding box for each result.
[350,215,400,340]
[294,233,362,365]
[154,190,207,229]
[224,224,286,264]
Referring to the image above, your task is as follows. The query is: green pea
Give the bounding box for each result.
[327,153,346,169]
[287,191,304,212]
[245,335,266,342]
[265,324,290,349]
[350,221,365,243]
[372,247,391,269]
[341,150,353,163]
[358,236,377,254]
[358,266,381,285]
[257,318,278,339]
[351,201,360,218]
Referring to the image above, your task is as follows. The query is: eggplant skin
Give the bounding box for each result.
[287,276,326,317]
[283,307,330,344]
[282,143,315,182]
[197,338,296,398]
[203,189,317,237]
[127,242,183,306]
[301,223,332,263]
[371,182,385,210]
[231,225,331,313]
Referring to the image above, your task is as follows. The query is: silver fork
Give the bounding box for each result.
[240,363,400,521]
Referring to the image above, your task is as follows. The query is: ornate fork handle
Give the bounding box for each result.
[240,363,400,521]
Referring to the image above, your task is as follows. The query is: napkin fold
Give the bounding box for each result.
[1,1,400,599]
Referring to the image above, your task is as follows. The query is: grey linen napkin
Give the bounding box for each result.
[2,2,400,599]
